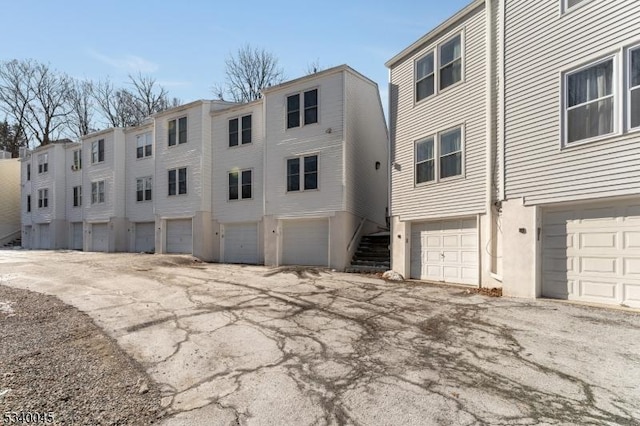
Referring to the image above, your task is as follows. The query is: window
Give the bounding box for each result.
[136,177,152,202]
[416,53,435,102]
[287,155,318,191]
[630,47,640,130]
[91,181,105,204]
[26,195,31,212]
[168,167,187,196]
[287,89,318,129]
[91,139,104,164]
[228,169,252,200]
[38,189,48,208]
[73,149,82,170]
[415,127,463,184]
[38,153,48,173]
[229,115,252,147]
[27,163,30,180]
[73,186,82,207]
[136,132,152,158]
[563,0,587,12]
[168,117,187,146]
[439,34,462,90]
[565,58,614,144]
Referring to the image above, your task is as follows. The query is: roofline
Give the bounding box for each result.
[261,64,368,94]
[81,127,120,141]
[211,98,263,116]
[385,0,485,68]
[151,99,210,118]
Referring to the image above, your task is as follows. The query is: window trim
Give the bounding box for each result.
[91,139,105,164]
[37,188,49,209]
[168,116,188,147]
[286,88,320,130]
[286,154,320,193]
[136,132,153,159]
[561,0,592,15]
[91,180,105,204]
[628,44,640,132]
[73,185,82,207]
[228,114,253,148]
[227,168,253,201]
[37,153,48,174]
[168,167,188,196]
[414,125,465,187]
[73,149,82,170]
[414,30,465,106]
[136,176,153,202]
[561,54,619,148]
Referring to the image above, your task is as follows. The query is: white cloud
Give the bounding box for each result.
[88,49,159,73]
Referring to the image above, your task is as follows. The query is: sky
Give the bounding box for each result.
[2,0,471,112]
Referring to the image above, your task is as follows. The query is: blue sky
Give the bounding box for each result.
[3,0,470,106]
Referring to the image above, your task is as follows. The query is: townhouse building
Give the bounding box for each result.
[0,150,20,246]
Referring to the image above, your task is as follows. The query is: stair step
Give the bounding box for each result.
[345,265,388,274]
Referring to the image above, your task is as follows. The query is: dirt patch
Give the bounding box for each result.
[0,285,164,425]
[463,287,503,297]
[264,266,325,278]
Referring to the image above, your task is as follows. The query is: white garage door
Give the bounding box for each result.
[543,202,640,308]
[39,223,50,249]
[135,222,155,253]
[23,226,32,249]
[71,222,83,250]
[410,218,478,285]
[92,223,109,252]
[224,223,259,264]
[167,219,192,254]
[282,219,329,267]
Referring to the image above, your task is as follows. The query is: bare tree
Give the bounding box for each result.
[0,120,27,157]
[67,79,95,138]
[305,59,324,75]
[215,44,285,102]
[128,73,168,121]
[0,60,35,148]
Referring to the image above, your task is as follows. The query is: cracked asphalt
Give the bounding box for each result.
[1,250,639,425]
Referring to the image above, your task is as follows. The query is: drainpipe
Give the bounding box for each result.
[499,0,506,201]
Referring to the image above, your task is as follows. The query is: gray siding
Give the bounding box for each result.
[504,0,640,204]
[389,5,488,221]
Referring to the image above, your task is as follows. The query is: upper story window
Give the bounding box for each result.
[287,155,318,192]
[228,169,252,200]
[38,153,48,173]
[38,189,48,208]
[415,33,463,103]
[415,126,463,185]
[564,57,614,144]
[26,195,31,212]
[168,117,187,146]
[630,46,640,130]
[287,89,318,129]
[136,177,152,202]
[91,181,105,204]
[168,167,187,196]
[229,115,252,147]
[563,0,587,13]
[91,139,104,164]
[136,132,152,158]
[27,163,30,180]
[73,149,82,170]
[73,186,82,207]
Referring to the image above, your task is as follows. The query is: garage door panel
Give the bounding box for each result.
[580,280,617,300]
[580,232,616,249]
[624,232,640,248]
[623,284,640,305]
[426,236,440,247]
[580,257,616,274]
[443,251,458,262]
[460,234,476,247]
[92,224,108,252]
[443,235,458,247]
[167,219,192,254]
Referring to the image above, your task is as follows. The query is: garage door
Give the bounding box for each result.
[224,223,259,264]
[135,222,155,253]
[167,219,192,254]
[92,223,108,252]
[543,202,640,308]
[71,222,83,250]
[410,218,478,285]
[282,219,329,266]
[39,224,50,249]
[23,226,32,249]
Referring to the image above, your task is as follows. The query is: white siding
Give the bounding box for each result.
[504,0,640,204]
[65,144,83,223]
[389,5,488,221]
[20,158,32,227]
[125,123,155,222]
[30,144,67,225]
[264,70,345,217]
[344,70,388,226]
[212,101,264,223]
[0,158,21,240]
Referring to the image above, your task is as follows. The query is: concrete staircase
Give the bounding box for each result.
[2,237,22,248]
[346,232,390,273]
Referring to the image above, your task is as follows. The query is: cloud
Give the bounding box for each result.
[156,80,191,88]
[88,49,159,73]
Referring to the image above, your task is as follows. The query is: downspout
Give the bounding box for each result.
[499,0,506,201]
[485,0,495,217]
[387,68,392,231]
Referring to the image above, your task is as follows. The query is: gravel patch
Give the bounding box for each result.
[0,285,164,425]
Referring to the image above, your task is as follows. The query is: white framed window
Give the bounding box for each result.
[136,177,152,202]
[415,32,463,103]
[287,155,318,192]
[91,181,105,204]
[91,139,104,164]
[564,57,615,145]
[415,126,464,185]
[38,153,48,173]
[228,169,252,200]
[229,115,252,147]
[38,188,48,208]
[562,0,588,13]
[73,186,82,207]
[168,117,187,146]
[136,132,152,158]
[168,167,187,196]
[629,46,640,130]
[287,89,318,129]
[73,149,82,170]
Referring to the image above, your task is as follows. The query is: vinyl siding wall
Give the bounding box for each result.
[125,123,155,222]
[65,144,83,223]
[344,71,388,226]
[504,0,640,204]
[30,144,66,224]
[20,158,32,226]
[0,158,21,239]
[389,4,488,221]
[212,101,264,223]
[264,71,345,217]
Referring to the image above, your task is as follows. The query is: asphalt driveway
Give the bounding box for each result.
[1,250,639,425]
